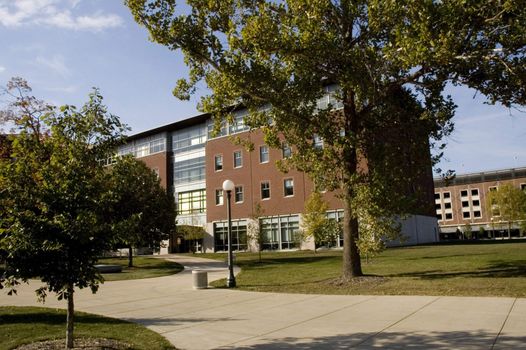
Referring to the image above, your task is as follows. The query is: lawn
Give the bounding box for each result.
[0,306,175,350]
[203,241,526,297]
[96,256,183,281]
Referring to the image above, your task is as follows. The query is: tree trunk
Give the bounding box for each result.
[66,285,74,349]
[341,89,363,280]
[128,246,133,267]
[342,189,363,279]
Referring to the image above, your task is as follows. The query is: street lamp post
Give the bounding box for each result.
[222,179,236,288]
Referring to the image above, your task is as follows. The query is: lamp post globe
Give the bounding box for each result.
[222,179,236,288]
[222,179,235,192]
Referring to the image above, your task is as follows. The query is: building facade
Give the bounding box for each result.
[119,93,439,253]
[434,167,526,238]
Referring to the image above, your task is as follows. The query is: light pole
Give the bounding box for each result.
[222,179,236,288]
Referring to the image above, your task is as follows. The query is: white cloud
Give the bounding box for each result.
[0,66,5,73]
[0,0,123,31]
[35,55,70,77]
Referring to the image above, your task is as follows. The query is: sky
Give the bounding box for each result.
[0,0,525,176]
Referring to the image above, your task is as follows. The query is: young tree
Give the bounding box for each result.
[247,202,266,262]
[486,184,526,238]
[126,1,526,279]
[301,191,330,251]
[0,78,127,348]
[109,156,176,267]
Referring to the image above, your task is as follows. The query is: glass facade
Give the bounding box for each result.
[177,189,206,215]
[260,215,300,250]
[117,134,166,158]
[172,124,207,154]
[214,220,248,251]
[173,156,205,185]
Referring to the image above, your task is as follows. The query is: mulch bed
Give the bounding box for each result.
[15,338,132,350]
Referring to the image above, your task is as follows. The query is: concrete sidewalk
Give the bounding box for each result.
[1,254,525,349]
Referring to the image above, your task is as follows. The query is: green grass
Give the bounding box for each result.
[203,241,526,297]
[0,306,175,350]
[96,256,183,281]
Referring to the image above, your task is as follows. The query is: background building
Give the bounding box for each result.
[434,167,526,239]
[118,92,439,253]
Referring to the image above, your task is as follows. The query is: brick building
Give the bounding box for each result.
[434,167,526,238]
[119,91,439,253]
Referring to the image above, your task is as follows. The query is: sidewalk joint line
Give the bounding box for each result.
[350,296,441,348]
[490,297,517,350]
[217,295,377,349]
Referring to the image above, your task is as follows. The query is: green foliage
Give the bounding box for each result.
[177,225,206,241]
[300,192,330,247]
[247,202,266,261]
[0,78,127,348]
[109,156,176,264]
[486,184,526,236]
[126,0,526,277]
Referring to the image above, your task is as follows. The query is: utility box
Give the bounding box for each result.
[192,270,208,289]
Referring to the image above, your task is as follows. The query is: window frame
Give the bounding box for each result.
[233,150,243,168]
[261,181,271,200]
[215,189,224,206]
[259,145,269,163]
[214,154,223,171]
[235,185,244,203]
[283,178,294,197]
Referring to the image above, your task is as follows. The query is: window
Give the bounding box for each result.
[436,214,443,220]
[215,189,223,205]
[214,154,223,171]
[445,213,453,220]
[261,181,270,199]
[471,189,479,196]
[177,189,206,215]
[214,220,247,251]
[172,124,207,153]
[521,184,526,191]
[472,199,480,207]
[435,203,441,210]
[462,212,470,219]
[460,190,468,197]
[489,186,497,192]
[173,156,205,185]
[445,202,452,209]
[260,215,300,250]
[313,134,323,149]
[233,151,242,168]
[474,210,481,218]
[443,192,451,199]
[235,186,244,203]
[284,178,294,197]
[259,145,269,163]
[282,142,292,159]
[434,193,440,200]
[462,201,469,208]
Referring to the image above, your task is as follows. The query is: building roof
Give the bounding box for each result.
[434,166,526,187]
[125,112,211,141]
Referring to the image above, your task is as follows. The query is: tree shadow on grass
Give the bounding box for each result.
[0,307,129,325]
[388,260,526,279]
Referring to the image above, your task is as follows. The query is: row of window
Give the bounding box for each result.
[214,179,294,205]
[214,144,292,171]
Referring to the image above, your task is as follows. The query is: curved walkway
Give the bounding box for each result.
[1,254,525,350]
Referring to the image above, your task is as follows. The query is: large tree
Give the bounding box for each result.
[0,78,127,348]
[126,1,526,279]
[109,155,176,267]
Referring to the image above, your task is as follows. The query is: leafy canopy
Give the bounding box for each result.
[127,0,526,277]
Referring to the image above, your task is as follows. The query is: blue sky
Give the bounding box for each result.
[1,0,525,175]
